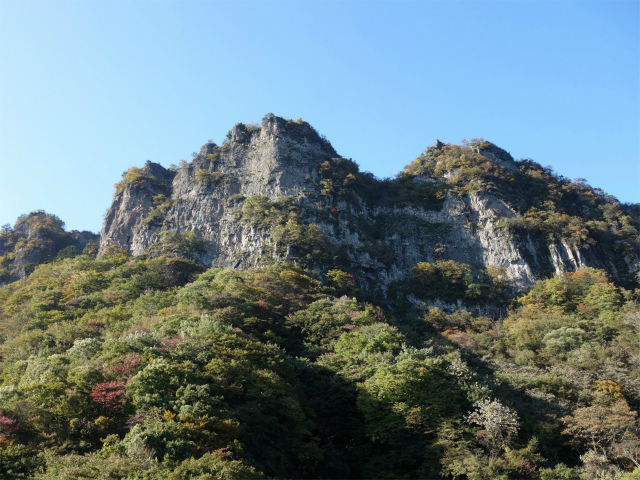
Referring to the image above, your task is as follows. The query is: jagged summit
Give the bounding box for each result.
[86,115,640,309]
[1,115,638,308]
[99,115,347,265]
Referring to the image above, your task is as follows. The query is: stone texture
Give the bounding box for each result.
[98,115,639,298]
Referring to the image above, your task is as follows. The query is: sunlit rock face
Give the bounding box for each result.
[98,115,639,301]
[100,115,336,268]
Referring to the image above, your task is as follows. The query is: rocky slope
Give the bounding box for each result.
[98,115,639,304]
[0,211,98,285]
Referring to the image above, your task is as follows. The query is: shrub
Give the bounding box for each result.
[226,194,245,206]
[466,398,520,452]
[90,381,127,413]
[145,194,173,226]
[411,260,470,302]
[54,245,79,261]
[194,170,224,186]
[147,230,205,259]
[114,167,156,195]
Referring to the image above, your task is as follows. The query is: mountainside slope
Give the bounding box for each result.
[0,242,638,479]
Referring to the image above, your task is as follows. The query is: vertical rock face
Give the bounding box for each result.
[98,115,640,296]
[99,116,336,265]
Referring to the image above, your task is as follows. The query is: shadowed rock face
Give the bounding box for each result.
[97,115,639,298]
[0,211,99,285]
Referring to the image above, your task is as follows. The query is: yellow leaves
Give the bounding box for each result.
[562,397,639,462]
[104,304,130,323]
[114,167,155,195]
[93,416,112,432]
[317,161,331,174]
[162,411,241,445]
[214,418,241,439]
[342,173,357,187]
[592,380,625,400]
[320,179,335,196]
[162,410,177,422]
[64,271,100,297]
[279,269,315,292]
[194,170,223,186]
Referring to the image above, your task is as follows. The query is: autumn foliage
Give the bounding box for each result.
[90,381,127,413]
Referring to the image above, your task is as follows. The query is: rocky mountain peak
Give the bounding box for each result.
[96,116,639,309]
[476,141,517,172]
[98,115,343,262]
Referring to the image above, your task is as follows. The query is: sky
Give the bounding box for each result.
[0,0,638,233]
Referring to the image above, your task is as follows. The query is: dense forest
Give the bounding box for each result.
[1,118,639,479]
[0,219,638,479]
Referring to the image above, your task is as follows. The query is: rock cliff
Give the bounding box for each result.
[98,115,640,305]
[100,116,334,265]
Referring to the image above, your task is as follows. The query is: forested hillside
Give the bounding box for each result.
[0,212,98,286]
[0,247,638,479]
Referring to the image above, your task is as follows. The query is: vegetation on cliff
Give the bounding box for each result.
[97,116,639,303]
[403,141,640,287]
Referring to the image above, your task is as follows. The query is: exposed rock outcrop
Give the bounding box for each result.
[100,116,335,266]
[97,115,640,300]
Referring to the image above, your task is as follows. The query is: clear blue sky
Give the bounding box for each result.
[1,0,638,233]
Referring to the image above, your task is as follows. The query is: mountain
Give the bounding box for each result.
[99,114,639,303]
[1,116,639,480]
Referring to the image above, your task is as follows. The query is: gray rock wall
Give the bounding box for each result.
[98,116,637,295]
[99,116,333,263]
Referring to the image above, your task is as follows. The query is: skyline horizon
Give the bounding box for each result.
[1,1,638,232]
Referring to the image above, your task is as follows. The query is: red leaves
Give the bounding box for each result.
[158,336,181,352]
[108,353,141,380]
[90,381,127,413]
[0,411,18,439]
[253,300,270,316]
